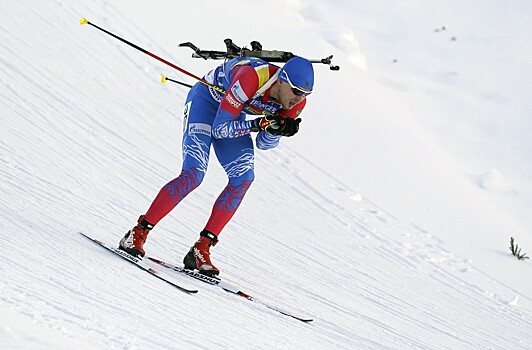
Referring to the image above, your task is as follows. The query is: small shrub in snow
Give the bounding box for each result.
[509,237,529,260]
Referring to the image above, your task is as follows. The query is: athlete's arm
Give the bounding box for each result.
[211,66,258,139]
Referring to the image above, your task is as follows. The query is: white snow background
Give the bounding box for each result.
[1,0,532,349]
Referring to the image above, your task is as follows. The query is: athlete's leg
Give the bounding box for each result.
[204,134,255,235]
[144,83,218,225]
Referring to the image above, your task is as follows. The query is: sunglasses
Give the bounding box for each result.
[283,72,312,97]
[291,87,312,97]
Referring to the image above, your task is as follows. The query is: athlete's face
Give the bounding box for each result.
[278,81,306,109]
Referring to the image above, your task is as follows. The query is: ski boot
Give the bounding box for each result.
[183,229,220,277]
[119,215,154,258]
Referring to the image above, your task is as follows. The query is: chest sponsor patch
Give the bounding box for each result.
[248,99,278,114]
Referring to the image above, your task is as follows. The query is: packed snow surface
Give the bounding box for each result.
[1,1,531,349]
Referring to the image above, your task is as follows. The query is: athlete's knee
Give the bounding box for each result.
[181,167,205,189]
[235,169,255,184]
[228,169,254,191]
[222,151,254,181]
[165,167,205,200]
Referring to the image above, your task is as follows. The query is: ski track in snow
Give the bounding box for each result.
[1,1,532,349]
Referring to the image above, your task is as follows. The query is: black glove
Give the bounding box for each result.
[278,118,301,137]
[251,115,284,134]
[251,116,302,137]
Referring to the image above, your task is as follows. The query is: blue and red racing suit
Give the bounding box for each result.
[143,57,307,236]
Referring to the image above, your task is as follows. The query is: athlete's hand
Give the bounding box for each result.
[251,115,284,134]
[278,118,301,137]
[251,116,301,137]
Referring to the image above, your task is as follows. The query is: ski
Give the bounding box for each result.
[79,232,198,294]
[146,256,313,323]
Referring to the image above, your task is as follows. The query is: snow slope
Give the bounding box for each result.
[1,0,531,349]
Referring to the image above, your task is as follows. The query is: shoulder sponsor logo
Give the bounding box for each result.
[231,81,249,103]
[225,93,242,109]
[188,123,212,136]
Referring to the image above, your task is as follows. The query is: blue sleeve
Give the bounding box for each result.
[255,131,281,150]
[212,118,253,139]
[212,66,259,139]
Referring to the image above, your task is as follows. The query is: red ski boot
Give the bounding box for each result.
[183,230,220,277]
[119,215,154,258]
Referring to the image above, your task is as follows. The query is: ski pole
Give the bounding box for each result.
[161,74,194,88]
[79,18,225,93]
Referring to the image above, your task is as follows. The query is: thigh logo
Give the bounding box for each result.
[188,123,212,136]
